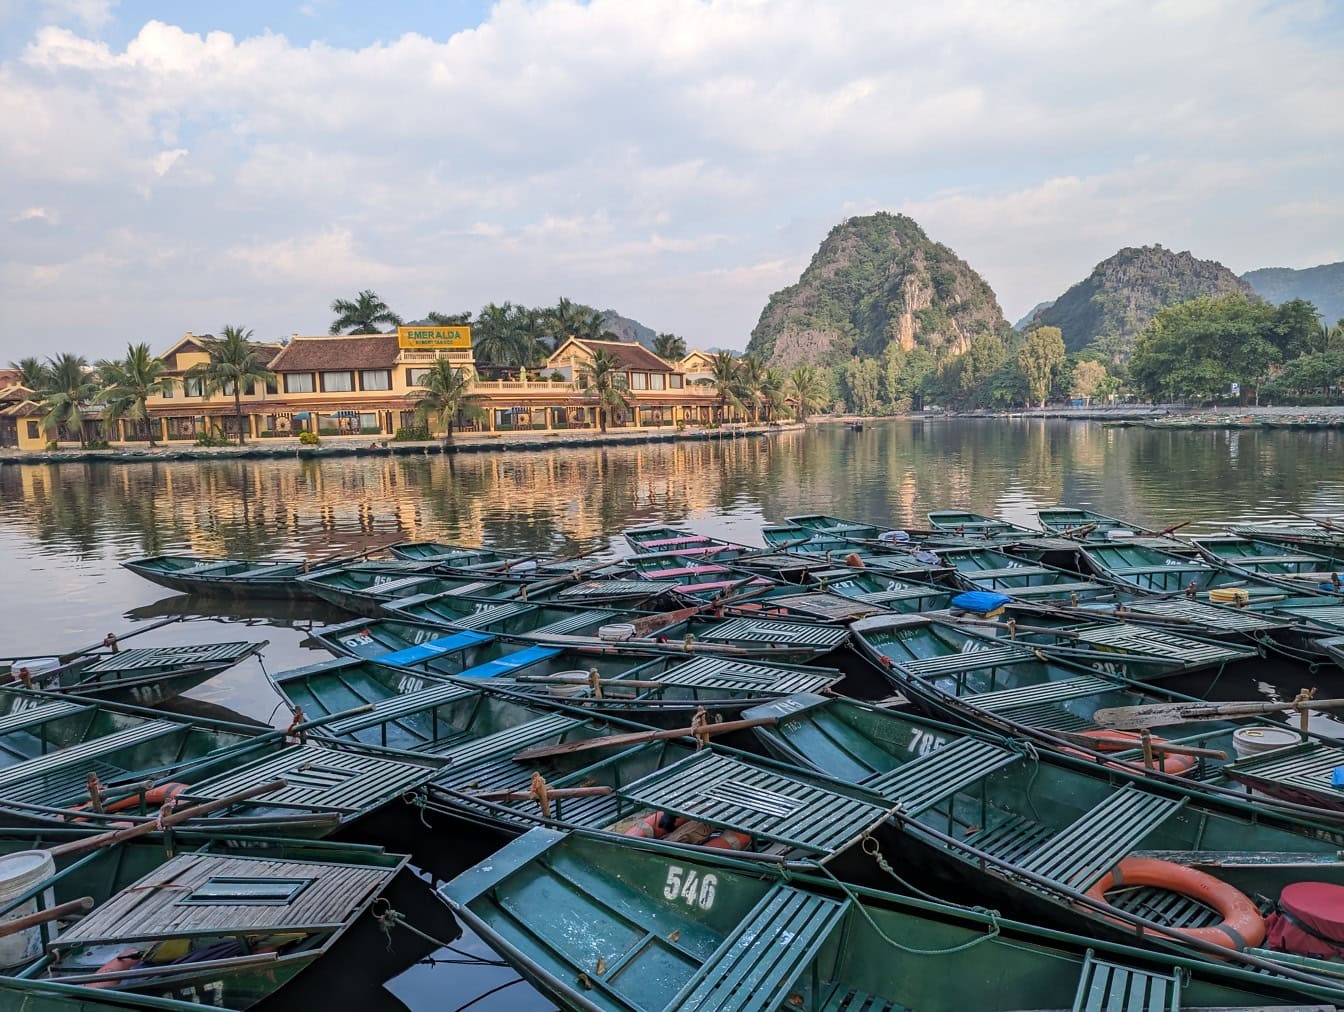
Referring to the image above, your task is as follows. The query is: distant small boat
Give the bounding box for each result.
[123,554,359,600]
[848,419,864,430]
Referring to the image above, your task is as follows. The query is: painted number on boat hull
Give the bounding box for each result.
[663,865,717,910]
[909,728,947,757]
[162,982,224,1006]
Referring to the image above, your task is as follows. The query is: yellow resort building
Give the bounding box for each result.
[6,327,731,449]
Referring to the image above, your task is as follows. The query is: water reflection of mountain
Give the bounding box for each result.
[3,423,1344,564]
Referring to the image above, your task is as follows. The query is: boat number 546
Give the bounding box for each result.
[663,865,717,910]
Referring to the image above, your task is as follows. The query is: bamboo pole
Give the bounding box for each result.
[0,898,92,938]
[512,716,777,761]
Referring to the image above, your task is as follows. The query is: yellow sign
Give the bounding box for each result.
[397,325,471,349]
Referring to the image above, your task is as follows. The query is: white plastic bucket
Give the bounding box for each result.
[1105,530,1138,540]
[598,624,637,642]
[0,849,56,968]
[11,658,59,686]
[1232,725,1301,760]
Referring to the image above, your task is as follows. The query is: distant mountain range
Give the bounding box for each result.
[600,310,658,349]
[1242,262,1344,324]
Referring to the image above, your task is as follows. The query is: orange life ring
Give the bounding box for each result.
[87,947,142,989]
[623,811,685,839]
[1085,857,1266,950]
[73,782,189,822]
[1065,731,1198,776]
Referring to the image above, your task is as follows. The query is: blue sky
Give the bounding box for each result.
[2,0,1342,359]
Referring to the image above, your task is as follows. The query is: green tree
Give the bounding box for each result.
[548,297,589,342]
[1018,326,1066,407]
[97,342,173,445]
[1267,299,1320,360]
[736,354,769,422]
[409,358,484,444]
[842,357,883,415]
[7,357,47,390]
[582,348,633,432]
[184,326,276,445]
[472,302,522,367]
[329,290,402,335]
[1130,295,1280,402]
[760,367,787,422]
[652,333,688,361]
[577,311,616,343]
[426,310,472,327]
[785,365,827,421]
[38,353,99,446]
[881,345,936,411]
[709,351,741,422]
[956,333,1008,407]
[1069,359,1109,405]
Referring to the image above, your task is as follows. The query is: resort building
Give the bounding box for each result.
[0,381,42,450]
[117,327,731,444]
[679,350,718,384]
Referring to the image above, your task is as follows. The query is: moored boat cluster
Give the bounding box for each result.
[7,507,1344,1009]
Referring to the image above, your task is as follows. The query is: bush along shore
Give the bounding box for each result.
[0,422,802,466]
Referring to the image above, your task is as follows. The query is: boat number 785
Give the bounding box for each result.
[663,865,717,910]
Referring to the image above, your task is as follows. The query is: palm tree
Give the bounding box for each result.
[426,310,472,327]
[38,353,99,446]
[549,297,588,342]
[761,367,788,422]
[7,357,47,390]
[785,365,827,421]
[473,302,522,367]
[512,306,550,366]
[736,354,769,422]
[652,333,687,362]
[329,290,402,335]
[409,358,484,444]
[577,311,616,343]
[184,326,275,445]
[97,342,173,445]
[582,349,633,433]
[709,351,741,423]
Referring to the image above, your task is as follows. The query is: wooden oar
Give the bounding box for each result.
[469,785,612,802]
[1289,511,1344,534]
[0,616,188,666]
[1155,520,1192,538]
[512,716,778,761]
[46,779,289,858]
[0,897,93,939]
[511,673,665,690]
[625,579,776,637]
[1093,696,1344,731]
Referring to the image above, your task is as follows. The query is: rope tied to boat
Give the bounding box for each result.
[690,707,710,750]
[402,788,433,828]
[371,898,509,964]
[1185,580,1197,599]
[588,668,603,700]
[851,836,1003,955]
[86,772,104,814]
[530,772,551,818]
[1005,618,1017,640]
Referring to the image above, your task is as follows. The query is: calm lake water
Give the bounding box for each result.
[3,417,1344,1008]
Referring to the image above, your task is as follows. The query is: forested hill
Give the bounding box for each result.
[1243,262,1344,324]
[746,212,1009,368]
[1028,245,1253,353]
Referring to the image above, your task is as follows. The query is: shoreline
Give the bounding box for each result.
[0,422,804,467]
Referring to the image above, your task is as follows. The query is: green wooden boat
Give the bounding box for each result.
[1193,534,1344,581]
[845,614,1344,810]
[737,693,1344,980]
[0,831,410,1010]
[273,653,843,732]
[1036,506,1198,554]
[938,545,1116,603]
[623,526,748,554]
[995,596,1294,649]
[0,688,445,836]
[443,827,1344,1011]
[803,568,953,612]
[121,556,358,601]
[938,603,1260,677]
[1231,521,1344,553]
[1081,542,1329,602]
[927,509,1038,539]
[385,541,527,566]
[1,640,265,708]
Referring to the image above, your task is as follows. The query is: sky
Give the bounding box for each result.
[2,0,1342,360]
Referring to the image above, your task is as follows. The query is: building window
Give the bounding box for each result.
[406,368,430,387]
[670,375,683,389]
[360,370,391,391]
[183,378,203,397]
[26,421,39,440]
[630,372,648,390]
[161,383,174,398]
[250,378,279,396]
[284,373,315,394]
[321,371,354,392]
[650,373,665,391]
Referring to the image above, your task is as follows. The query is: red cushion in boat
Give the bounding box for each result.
[1279,882,1344,944]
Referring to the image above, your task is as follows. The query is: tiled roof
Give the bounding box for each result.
[267,334,399,373]
[568,339,674,372]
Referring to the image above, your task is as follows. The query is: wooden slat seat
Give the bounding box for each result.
[1071,626,1247,664]
[0,720,181,790]
[325,681,476,735]
[1071,948,1181,1012]
[863,739,1021,813]
[817,987,904,1012]
[623,751,891,853]
[964,675,1118,713]
[964,814,1053,863]
[1118,599,1285,631]
[1018,788,1186,892]
[0,700,89,736]
[970,566,1053,581]
[84,642,255,673]
[667,884,849,1012]
[1223,741,1344,803]
[700,618,850,648]
[557,580,679,599]
[658,657,840,695]
[533,609,618,636]
[1106,565,1207,578]
[378,630,494,667]
[899,645,1035,679]
[446,602,531,629]
[456,645,561,678]
[1003,581,1108,599]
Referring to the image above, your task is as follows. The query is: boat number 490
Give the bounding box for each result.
[663,865,717,910]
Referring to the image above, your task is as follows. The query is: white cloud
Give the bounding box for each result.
[11,206,59,224]
[40,0,114,32]
[1,0,1342,355]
